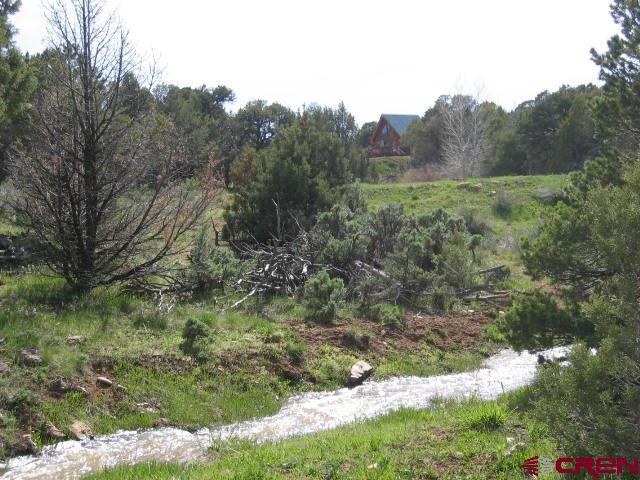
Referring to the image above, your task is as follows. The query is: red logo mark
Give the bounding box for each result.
[522,456,540,477]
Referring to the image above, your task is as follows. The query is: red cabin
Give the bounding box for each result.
[369,114,419,157]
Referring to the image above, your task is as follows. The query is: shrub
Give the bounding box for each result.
[462,403,508,432]
[310,204,368,271]
[308,348,359,389]
[499,291,588,351]
[285,340,306,365]
[303,271,345,324]
[309,201,479,309]
[342,326,373,350]
[367,203,406,258]
[438,233,474,289]
[363,303,405,329]
[338,181,368,214]
[429,284,455,312]
[459,208,492,237]
[188,226,243,290]
[133,312,168,331]
[492,191,517,217]
[180,318,211,359]
[482,324,506,343]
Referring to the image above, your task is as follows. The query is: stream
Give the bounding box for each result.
[0,346,569,479]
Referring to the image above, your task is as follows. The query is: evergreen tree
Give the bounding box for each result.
[592,0,640,152]
[224,115,351,244]
[501,0,640,456]
[0,0,36,179]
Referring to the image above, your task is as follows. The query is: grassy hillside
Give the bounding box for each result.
[362,174,568,283]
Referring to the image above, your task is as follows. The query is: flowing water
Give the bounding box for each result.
[0,346,569,479]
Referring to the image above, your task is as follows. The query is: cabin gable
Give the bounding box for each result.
[369,114,420,157]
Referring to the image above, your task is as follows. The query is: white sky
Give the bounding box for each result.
[12,0,618,124]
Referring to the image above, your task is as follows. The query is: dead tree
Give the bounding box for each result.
[9,0,218,291]
[439,94,489,179]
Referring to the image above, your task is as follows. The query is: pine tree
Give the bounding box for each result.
[0,0,36,179]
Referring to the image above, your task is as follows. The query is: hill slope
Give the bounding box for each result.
[362,174,568,283]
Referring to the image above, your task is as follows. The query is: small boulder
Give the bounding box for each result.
[50,378,89,396]
[44,422,65,440]
[538,353,568,366]
[154,417,170,428]
[49,378,70,395]
[96,376,113,388]
[346,360,374,387]
[69,421,92,441]
[505,441,526,457]
[69,384,89,396]
[0,362,11,375]
[136,402,159,414]
[20,434,37,453]
[19,349,42,366]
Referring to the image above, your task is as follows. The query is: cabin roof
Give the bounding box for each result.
[380,114,420,136]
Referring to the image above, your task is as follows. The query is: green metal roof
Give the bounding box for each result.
[381,114,420,136]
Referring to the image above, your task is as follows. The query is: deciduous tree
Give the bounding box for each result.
[10,0,217,291]
[440,94,489,178]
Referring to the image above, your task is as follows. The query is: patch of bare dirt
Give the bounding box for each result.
[289,310,495,357]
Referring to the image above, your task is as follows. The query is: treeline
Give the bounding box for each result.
[0,1,607,186]
[0,3,367,185]
[403,84,602,176]
[0,58,365,187]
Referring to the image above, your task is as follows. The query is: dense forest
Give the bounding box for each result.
[0,0,639,478]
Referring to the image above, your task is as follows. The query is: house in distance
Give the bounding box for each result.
[369,114,420,157]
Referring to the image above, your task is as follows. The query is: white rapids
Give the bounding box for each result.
[0,346,569,480]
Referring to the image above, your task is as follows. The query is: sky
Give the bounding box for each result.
[12,0,619,124]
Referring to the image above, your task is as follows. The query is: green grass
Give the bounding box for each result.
[0,220,21,235]
[366,156,412,182]
[361,174,567,283]
[0,270,506,458]
[88,393,559,480]
[0,273,299,455]
[376,348,484,378]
